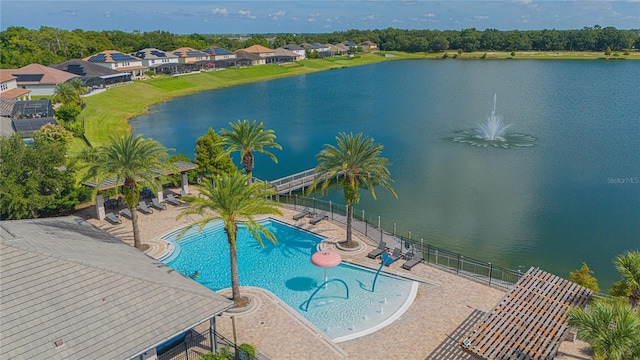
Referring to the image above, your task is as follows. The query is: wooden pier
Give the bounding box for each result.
[267,168,317,195]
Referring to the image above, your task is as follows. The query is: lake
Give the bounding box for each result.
[131,59,640,288]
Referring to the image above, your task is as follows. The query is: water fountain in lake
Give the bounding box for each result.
[451,94,535,148]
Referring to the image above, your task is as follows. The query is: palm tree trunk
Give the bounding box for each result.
[226,226,241,303]
[346,203,353,246]
[243,152,254,182]
[131,207,142,249]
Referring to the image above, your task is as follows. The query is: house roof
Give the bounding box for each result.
[172,47,209,58]
[274,48,299,57]
[234,50,263,60]
[0,70,17,83]
[134,48,179,60]
[243,45,274,53]
[50,59,122,79]
[0,98,17,117]
[83,50,141,63]
[202,46,234,56]
[334,43,350,51]
[0,216,233,360]
[0,88,31,100]
[8,64,79,85]
[460,267,592,360]
[282,44,304,51]
[359,41,377,46]
[341,41,358,47]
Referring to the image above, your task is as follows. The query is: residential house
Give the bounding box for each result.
[83,50,147,79]
[334,43,351,55]
[243,45,276,58]
[50,59,131,89]
[301,43,331,58]
[282,44,306,60]
[234,50,265,66]
[359,41,379,51]
[172,47,210,64]
[133,48,183,75]
[341,40,358,48]
[202,46,237,68]
[273,48,300,63]
[0,216,234,360]
[0,70,31,100]
[5,64,79,96]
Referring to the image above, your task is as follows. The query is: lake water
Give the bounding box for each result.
[132,59,640,288]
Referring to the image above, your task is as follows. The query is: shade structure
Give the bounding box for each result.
[311,251,341,268]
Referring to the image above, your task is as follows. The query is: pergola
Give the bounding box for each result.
[460,267,592,360]
[82,161,198,220]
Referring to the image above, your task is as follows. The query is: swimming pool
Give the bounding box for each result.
[162,218,417,341]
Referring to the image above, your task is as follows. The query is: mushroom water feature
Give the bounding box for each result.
[450,94,536,148]
[304,250,350,312]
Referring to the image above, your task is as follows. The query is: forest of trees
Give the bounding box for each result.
[1,25,639,68]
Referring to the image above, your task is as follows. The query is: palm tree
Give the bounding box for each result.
[176,172,282,305]
[53,82,79,105]
[614,251,640,308]
[219,119,282,180]
[79,133,174,250]
[310,132,397,247]
[568,298,640,360]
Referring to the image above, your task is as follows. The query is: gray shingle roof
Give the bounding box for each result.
[0,216,233,360]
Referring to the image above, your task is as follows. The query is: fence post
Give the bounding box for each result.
[408,231,411,240]
[294,194,298,209]
[393,223,396,236]
[380,227,383,242]
[329,201,333,220]
[377,216,380,229]
[458,255,463,274]
[211,317,218,354]
[488,262,493,285]
[183,341,189,359]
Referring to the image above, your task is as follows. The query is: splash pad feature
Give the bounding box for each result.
[450,94,536,148]
[304,250,350,312]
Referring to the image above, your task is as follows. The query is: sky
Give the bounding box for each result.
[1,0,639,34]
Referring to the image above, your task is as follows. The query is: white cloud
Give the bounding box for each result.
[62,10,78,17]
[238,10,256,19]
[273,10,285,17]
[474,16,489,20]
[308,13,320,17]
[210,8,228,16]
[364,14,376,20]
[308,17,316,22]
[512,0,532,4]
[103,11,112,18]
[425,13,436,18]
[392,19,405,24]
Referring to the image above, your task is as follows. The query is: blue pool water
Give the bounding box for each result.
[162,219,417,341]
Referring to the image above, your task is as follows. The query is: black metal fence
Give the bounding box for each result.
[279,194,524,290]
[158,328,256,360]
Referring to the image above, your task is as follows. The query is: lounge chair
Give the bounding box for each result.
[309,212,327,225]
[166,194,182,206]
[402,251,423,271]
[138,201,153,214]
[383,248,403,266]
[121,208,133,219]
[105,212,121,225]
[150,197,167,210]
[293,208,310,220]
[367,241,387,259]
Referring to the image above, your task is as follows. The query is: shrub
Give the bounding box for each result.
[198,353,228,360]
[569,262,599,292]
[442,52,449,59]
[624,49,630,55]
[238,343,256,359]
[605,47,612,55]
[510,51,516,57]
[481,53,487,59]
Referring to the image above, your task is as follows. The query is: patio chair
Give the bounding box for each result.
[138,201,153,214]
[402,251,423,271]
[367,241,387,259]
[166,194,182,206]
[293,208,310,220]
[105,212,121,225]
[309,211,327,225]
[150,197,167,210]
[383,247,403,266]
[121,208,133,219]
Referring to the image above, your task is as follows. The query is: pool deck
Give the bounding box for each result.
[79,192,593,359]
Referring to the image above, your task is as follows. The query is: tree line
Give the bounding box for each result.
[1,25,639,68]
